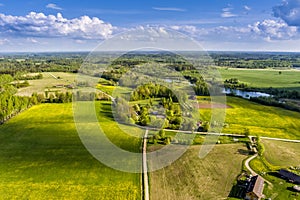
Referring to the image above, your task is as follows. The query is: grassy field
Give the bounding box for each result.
[262,139,300,167]
[219,68,300,91]
[199,96,300,139]
[0,102,142,199]
[17,72,77,96]
[149,143,248,200]
[249,139,300,199]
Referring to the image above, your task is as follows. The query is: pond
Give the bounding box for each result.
[223,88,271,99]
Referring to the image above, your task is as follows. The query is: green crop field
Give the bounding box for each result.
[262,139,300,167]
[219,68,300,91]
[200,96,300,139]
[0,102,142,199]
[149,144,248,200]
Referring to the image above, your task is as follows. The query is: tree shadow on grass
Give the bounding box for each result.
[237,149,249,155]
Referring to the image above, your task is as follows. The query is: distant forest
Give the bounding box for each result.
[1,51,300,76]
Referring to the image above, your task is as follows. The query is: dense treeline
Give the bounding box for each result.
[0,91,35,124]
[0,56,82,75]
[210,52,300,69]
[250,96,300,112]
[215,59,291,69]
[262,88,300,99]
[0,74,37,123]
[16,73,43,80]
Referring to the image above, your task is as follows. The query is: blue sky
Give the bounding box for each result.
[0,0,300,52]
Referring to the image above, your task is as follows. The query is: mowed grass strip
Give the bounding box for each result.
[200,96,300,139]
[262,139,300,167]
[219,68,300,91]
[149,144,248,200]
[0,102,141,199]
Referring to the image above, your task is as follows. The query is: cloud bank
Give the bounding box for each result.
[0,12,114,39]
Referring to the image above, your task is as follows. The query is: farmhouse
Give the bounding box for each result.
[245,175,264,200]
[278,169,300,184]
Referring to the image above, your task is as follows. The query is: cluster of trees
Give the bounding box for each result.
[131,83,180,102]
[43,91,73,103]
[224,78,248,89]
[114,94,197,131]
[148,130,171,145]
[16,73,43,80]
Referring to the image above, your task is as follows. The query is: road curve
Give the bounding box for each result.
[244,154,258,176]
[244,154,273,186]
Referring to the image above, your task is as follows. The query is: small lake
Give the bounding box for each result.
[223,88,271,99]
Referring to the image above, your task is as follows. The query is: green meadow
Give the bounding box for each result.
[0,102,142,199]
[249,139,300,200]
[219,68,300,91]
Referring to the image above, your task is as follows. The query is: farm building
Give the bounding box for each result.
[278,169,300,184]
[245,175,264,200]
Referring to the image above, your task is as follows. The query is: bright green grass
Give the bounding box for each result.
[0,102,142,199]
[219,68,300,91]
[200,96,300,139]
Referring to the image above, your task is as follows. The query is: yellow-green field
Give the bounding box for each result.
[149,144,248,200]
[262,139,300,167]
[200,96,300,139]
[0,102,142,199]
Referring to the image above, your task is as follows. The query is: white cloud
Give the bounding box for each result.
[244,5,251,11]
[249,19,298,40]
[26,38,38,43]
[221,7,237,18]
[0,12,114,40]
[152,7,186,12]
[221,12,237,18]
[46,3,62,10]
[222,7,232,12]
